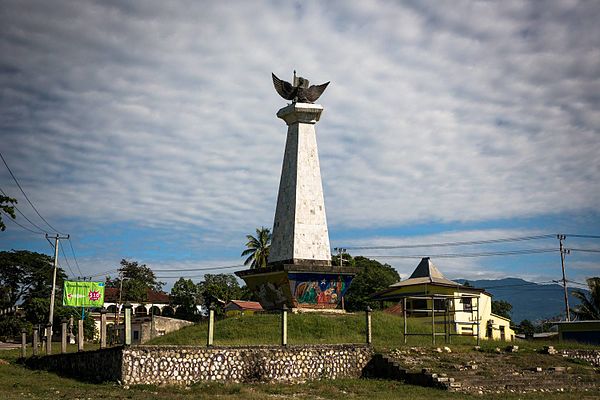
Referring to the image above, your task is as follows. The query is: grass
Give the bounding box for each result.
[1,312,598,400]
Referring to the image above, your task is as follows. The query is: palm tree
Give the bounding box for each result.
[241,227,271,269]
[571,277,600,320]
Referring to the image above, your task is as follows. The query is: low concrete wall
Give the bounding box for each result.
[24,346,123,383]
[25,344,372,385]
[123,344,372,385]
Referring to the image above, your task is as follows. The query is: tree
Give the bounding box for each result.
[332,252,355,267]
[492,300,513,319]
[170,278,202,321]
[197,274,242,313]
[0,250,62,310]
[571,277,600,320]
[344,256,401,312]
[0,195,17,231]
[241,227,271,269]
[106,259,164,303]
[516,319,536,338]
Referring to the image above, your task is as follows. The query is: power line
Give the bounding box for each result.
[340,234,556,250]
[361,248,558,259]
[67,238,84,277]
[563,234,600,239]
[0,151,65,235]
[1,210,45,234]
[58,240,76,278]
[152,264,244,272]
[0,187,48,234]
[569,248,600,253]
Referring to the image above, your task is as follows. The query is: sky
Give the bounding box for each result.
[1,0,599,292]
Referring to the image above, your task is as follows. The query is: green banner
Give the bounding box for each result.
[63,281,105,307]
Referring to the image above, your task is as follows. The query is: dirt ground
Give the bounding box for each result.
[387,346,600,395]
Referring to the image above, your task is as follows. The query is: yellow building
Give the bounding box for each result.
[374,257,515,341]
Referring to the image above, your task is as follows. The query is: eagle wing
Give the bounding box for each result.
[272,73,297,100]
[304,81,330,103]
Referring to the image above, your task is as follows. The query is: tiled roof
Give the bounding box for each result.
[227,300,263,311]
[104,287,170,304]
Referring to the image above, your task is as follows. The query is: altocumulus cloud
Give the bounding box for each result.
[1,1,599,276]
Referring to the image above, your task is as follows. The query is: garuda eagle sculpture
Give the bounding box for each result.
[272,72,330,104]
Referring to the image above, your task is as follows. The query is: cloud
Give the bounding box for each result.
[1,1,599,278]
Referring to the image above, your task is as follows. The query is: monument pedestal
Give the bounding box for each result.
[236,264,358,311]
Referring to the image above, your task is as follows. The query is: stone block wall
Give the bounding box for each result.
[122,344,372,385]
[562,349,600,367]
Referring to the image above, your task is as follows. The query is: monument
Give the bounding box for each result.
[236,72,359,311]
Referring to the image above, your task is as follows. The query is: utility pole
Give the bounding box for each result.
[334,247,347,267]
[46,233,70,345]
[557,234,571,321]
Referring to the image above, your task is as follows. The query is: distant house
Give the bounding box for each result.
[373,257,515,341]
[555,320,600,345]
[224,300,263,317]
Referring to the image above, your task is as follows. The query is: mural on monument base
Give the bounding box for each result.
[288,273,354,309]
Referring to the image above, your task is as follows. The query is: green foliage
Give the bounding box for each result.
[106,259,164,303]
[198,274,242,315]
[571,277,600,320]
[170,278,202,321]
[516,319,536,337]
[344,256,400,312]
[491,300,513,319]
[0,316,31,341]
[331,252,355,267]
[0,250,62,310]
[0,194,17,231]
[241,227,271,269]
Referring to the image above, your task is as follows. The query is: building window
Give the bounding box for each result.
[461,297,472,311]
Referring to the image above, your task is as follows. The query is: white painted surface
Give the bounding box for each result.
[269,103,331,264]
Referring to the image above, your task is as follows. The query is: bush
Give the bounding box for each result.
[0,316,31,341]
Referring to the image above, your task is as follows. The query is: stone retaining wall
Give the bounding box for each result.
[562,349,600,367]
[123,344,372,385]
[24,344,372,385]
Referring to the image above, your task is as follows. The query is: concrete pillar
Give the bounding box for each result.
[61,319,67,354]
[68,316,75,344]
[32,326,39,356]
[365,306,372,345]
[99,308,107,349]
[77,319,84,351]
[21,328,27,358]
[269,102,331,266]
[281,304,288,346]
[207,306,215,347]
[45,323,52,355]
[123,302,132,346]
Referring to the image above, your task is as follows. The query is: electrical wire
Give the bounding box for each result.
[1,210,45,234]
[340,234,556,250]
[569,248,600,253]
[0,187,48,234]
[58,240,76,278]
[67,237,84,277]
[563,234,600,239]
[361,248,558,259]
[0,151,66,235]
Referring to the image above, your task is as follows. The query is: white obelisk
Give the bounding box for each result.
[268,103,332,266]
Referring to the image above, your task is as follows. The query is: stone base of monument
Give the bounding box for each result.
[235,264,359,312]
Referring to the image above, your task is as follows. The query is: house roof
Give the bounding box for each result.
[226,300,263,311]
[389,257,461,287]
